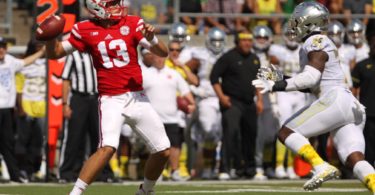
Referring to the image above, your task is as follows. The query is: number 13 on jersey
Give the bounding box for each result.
[98,39,130,68]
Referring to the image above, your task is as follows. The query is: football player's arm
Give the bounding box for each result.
[253,51,326,93]
[186,58,201,73]
[45,39,69,59]
[142,23,168,57]
[183,65,199,86]
[275,50,326,91]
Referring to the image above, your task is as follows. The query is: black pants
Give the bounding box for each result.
[59,93,113,181]
[0,108,21,180]
[219,99,257,175]
[15,116,44,176]
[364,116,375,166]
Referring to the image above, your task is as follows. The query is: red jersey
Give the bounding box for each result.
[68,15,145,95]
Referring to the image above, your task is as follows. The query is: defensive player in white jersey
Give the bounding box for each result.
[327,20,356,88]
[169,22,194,64]
[186,27,226,179]
[252,25,279,180]
[252,2,375,193]
[268,24,304,179]
[346,19,370,63]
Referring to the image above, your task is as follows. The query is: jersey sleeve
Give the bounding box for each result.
[134,16,145,43]
[304,35,334,53]
[68,24,88,52]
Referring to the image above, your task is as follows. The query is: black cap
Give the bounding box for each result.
[0,37,7,48]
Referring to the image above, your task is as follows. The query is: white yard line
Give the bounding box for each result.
[161,187,367,193]
[0,179,362,186]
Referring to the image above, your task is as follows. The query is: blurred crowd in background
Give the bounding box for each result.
[0,0,375,185]
[14,0,375,35]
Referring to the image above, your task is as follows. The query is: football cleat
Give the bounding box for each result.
[303,164,340,191]
[171,170,189,182]
[275,166,288,179]
[364,174,375,193]
[218,172,230,180]
[135,184,155,195]
[253,168,268,181]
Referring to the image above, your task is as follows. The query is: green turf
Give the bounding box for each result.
[0,180,371,195]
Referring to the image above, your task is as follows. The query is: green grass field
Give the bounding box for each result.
[0,180,372,195]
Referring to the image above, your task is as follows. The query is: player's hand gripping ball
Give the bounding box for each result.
[36,15,66,41]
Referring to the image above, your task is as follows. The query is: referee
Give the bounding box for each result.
[58,51,113,182]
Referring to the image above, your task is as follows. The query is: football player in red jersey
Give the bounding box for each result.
[43,1,170,195]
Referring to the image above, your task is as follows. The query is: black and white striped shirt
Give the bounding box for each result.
[61,51,97,94]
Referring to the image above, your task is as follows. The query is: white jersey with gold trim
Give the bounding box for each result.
[191,47,223,98]
[300,34,345,97]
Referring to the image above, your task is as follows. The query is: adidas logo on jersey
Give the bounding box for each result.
[105,34,113,40]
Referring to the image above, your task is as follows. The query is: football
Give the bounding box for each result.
[177,96,190,114]
[36,15,66,41]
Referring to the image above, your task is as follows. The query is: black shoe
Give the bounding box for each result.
[11,176,29,183]
[244,167,256,178]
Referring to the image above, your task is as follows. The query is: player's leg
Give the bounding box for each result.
[332,123,375,193]
[197,98,221,177]
[275,92,293,179]
[286,92,308,179]
[69,95,125,195]
[127,92,170,194]
[278,90,350,190]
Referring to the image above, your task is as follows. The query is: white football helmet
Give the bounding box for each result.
[288,1,329,41]
[169,23,190,43]
[327,20,345,46]
[252,25,273,51]
[206,27,226,55]
[86,0,128,20]
[282,23,299,49]
[346,19,366,45]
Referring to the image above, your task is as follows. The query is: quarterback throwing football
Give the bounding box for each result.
[43,0,170,195]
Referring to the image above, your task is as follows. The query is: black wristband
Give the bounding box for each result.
[63,102,68,105]
[272,80,287,91]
